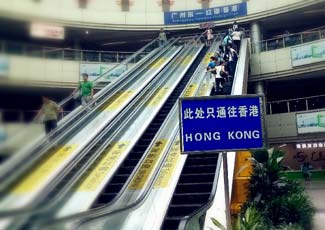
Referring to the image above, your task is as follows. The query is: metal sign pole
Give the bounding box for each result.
[222,151,232,230]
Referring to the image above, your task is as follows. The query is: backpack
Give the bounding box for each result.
[222,35,232,46]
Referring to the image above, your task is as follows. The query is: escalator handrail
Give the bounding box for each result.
[35,35,205,228]
[177,39,249,230]
[177,154,222,230]
[71,35,223,225]
[56,38,159,109]
[0,39,178,194]
[0,40,182,219]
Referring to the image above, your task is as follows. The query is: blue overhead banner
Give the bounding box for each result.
[164,2,247,25]
[179,95,265,154]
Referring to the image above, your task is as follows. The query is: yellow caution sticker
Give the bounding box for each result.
[184,84,197,97]
[78,141,129,192]
[129,139,167,190]
[12,144,78,194]
[181,56,193,66]
[203,52,214,65]
[150,58,167,69]
[198,83,208,96]
[154,139,181,188]
[104,90,135,111]
[147,87,169,107]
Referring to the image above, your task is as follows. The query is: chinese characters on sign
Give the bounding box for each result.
[179,96,265,153]
[164,2,247,25]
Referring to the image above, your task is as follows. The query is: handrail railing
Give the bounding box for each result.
[0,39,152,63]
[267,94,325,115]
[178,155,223,230]
[56,38,159,111]
[251,26,325,53]
[177,38,249,230]
[0,37,179,216]
[28,34,207,229]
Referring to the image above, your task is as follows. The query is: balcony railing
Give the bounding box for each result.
[267,94,325,115]
[251,27,325,53]
[0,40,148,63]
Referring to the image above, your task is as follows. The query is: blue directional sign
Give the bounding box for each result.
[164,2,247,25]
[179,95,265,153]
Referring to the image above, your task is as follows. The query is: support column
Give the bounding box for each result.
[201,0,209,9]
[250,21,262,53]
[254,81,265,95]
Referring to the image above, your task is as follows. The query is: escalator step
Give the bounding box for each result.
[118,166,134,174]
[103,183,124,193]
[188,153,218,158]
[171,193,210,204]
[110,174,130,184]
[178,173,215,183]
[95,192,118,204]
[175,182,213,193]
[167,204,202,216]
[185,157,218,165]
[162,216,183,230]
[182,165,216,174]
[123,159,139,167]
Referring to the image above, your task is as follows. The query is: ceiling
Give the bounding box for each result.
[0,2,324,51]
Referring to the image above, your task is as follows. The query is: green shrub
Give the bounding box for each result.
[213,148,315,229]
[268,192,315,230]
[242,148,314,229]
[235,206,269,230]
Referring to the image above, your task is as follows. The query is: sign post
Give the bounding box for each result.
[179,95,265,229]
[222,151,232,230]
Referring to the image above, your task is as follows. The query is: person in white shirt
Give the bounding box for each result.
[232,21,238,31]
[204,27,213,46]
[226,45,238,77]
[231,29,242,52]
[158,28,167,47]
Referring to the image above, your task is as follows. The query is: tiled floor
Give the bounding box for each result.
[304,181,325,230]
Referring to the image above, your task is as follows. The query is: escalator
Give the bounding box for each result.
[92,45,210,208]
[0,41,181,218]
[0,38,166,191]
[161,42,249,230]
[162,153,219,229]
[0,38,210,230]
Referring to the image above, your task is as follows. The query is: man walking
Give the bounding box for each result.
[73,73,94,107]
[158,28,167,47]
[37,96,61,134]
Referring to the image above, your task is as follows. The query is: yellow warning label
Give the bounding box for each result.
[78,141,129,191]
[147,87,169,107]
[128,139,167,190]
[154,139,181,188]
[198,83,208,96]
[181,56,193,66]
[12,144,78,194]
[203,52,214,65]
[184,84,197,97]
[104,90,135,111]
[150,58,167,69]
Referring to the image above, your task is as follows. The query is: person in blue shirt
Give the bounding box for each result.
[206,56,217,91]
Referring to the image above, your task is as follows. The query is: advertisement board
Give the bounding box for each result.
[179,95,265,154]
[164,2,247,25]
[30,22,65,40]
[297,110,325,134]
[291,39,325,67]
[80,63,129,82]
